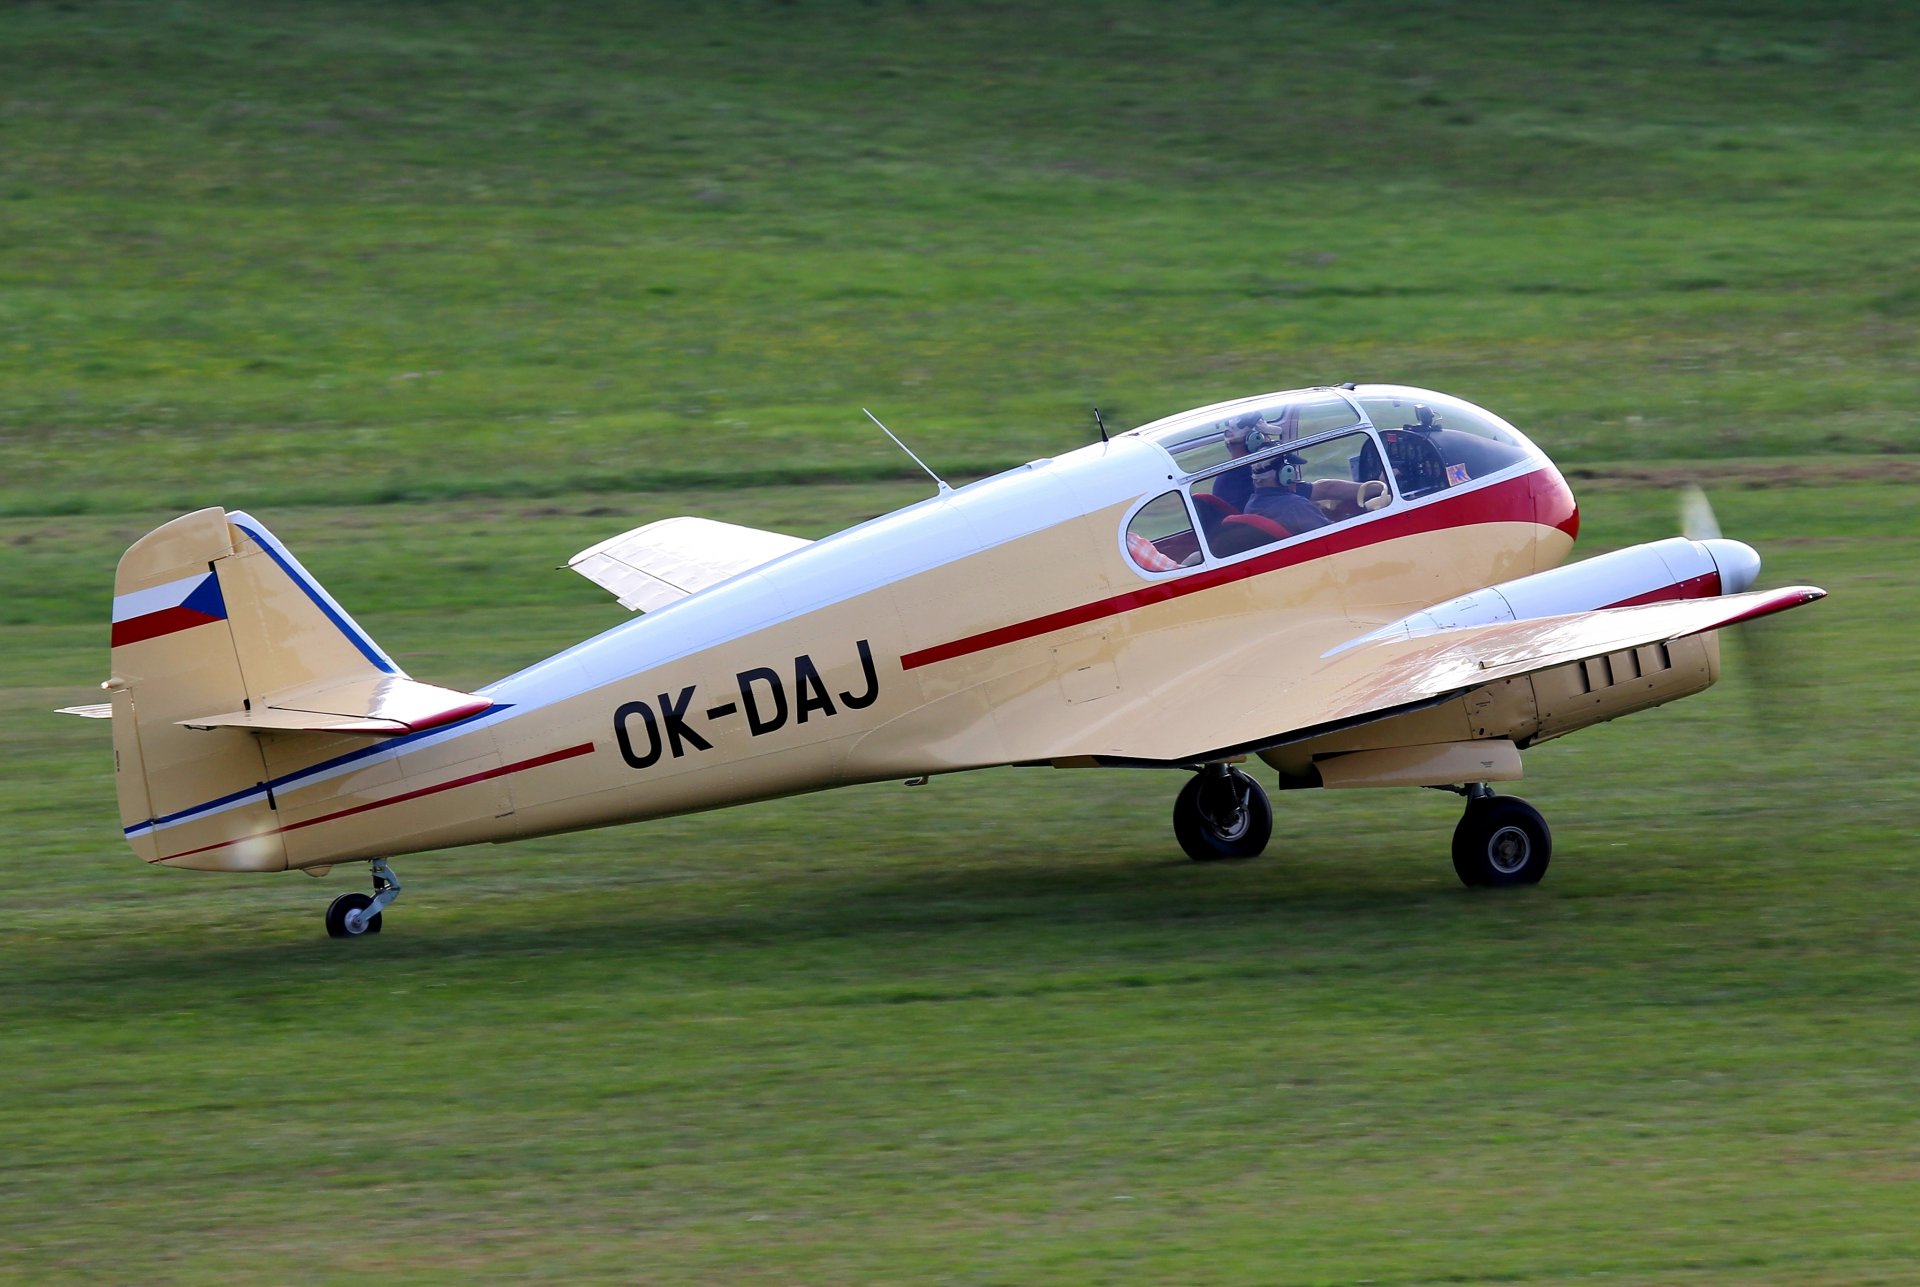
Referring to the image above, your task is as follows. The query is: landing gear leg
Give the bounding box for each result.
[1173,764,1274,862]
[325,858,402,938]
[1448,785,1551,888]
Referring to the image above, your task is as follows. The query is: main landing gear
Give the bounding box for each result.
[1173,764,1273,862]
[1445,784,1552,888]
[325,858,403,939]
[1169,769,1552,887]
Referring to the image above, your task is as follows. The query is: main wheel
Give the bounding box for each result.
[1173,769,1273,862]
[325,891,383,938]
[1451,796,1552,888]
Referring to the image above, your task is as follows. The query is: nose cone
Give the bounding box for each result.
[1703,538,1762,594]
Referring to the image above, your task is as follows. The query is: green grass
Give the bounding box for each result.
[4,1,1920,1282]
[2,1,1915,514]
[6,482,1918,1284]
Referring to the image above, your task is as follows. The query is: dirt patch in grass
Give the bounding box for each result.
[1568,457,1920,490]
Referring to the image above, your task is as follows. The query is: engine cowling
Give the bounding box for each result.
[1347,536,1761,647]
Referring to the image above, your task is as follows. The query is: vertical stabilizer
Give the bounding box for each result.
[110,508,284,870]
[110,508,427,871]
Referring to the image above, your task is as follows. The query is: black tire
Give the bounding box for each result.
[1451,796,1552,888]
[325,891,383,938]
[1173,769,1274,862]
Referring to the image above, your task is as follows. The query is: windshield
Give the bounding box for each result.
[1352,386,1540,498]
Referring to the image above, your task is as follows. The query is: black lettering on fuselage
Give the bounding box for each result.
[614,700,662,769]
[658,686,713,757]
[792,654,836,723]
[838,638,880,710]
[616,640,883,774]
[738,666,788,736]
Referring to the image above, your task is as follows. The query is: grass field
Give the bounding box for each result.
[4,2,1919,1283]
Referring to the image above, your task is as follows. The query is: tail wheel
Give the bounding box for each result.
[325,891,383,938]
[1173,768,1273,862]
[1452,796,1552,888]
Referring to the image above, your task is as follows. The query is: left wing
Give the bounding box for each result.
[568,516,810,612]
[1057,584,1825,764]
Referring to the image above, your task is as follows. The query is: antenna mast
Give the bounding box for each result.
[864,408,952,496]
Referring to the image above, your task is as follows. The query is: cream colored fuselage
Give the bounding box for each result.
[139,436,1586,873]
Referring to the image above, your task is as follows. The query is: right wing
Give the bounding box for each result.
[1047,584,1825,765]
[568,516,811,612]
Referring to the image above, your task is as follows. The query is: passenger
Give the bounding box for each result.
[1210,411,1266,512]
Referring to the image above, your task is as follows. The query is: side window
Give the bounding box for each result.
[1125,492,1200,573]
[1202,430,1393,558]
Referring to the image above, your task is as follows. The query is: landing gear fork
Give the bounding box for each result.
[324,858,403,939]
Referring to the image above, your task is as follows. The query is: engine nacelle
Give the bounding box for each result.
[1346,536,1761,649]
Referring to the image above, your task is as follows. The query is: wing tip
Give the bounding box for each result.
[1697,584,1826,632]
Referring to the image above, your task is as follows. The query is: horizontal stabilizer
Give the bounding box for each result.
[56,702,114,719]
[569,516,810,612]
[177,675,492,737]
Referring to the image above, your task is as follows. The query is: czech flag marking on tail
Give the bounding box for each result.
[111,572,228,647]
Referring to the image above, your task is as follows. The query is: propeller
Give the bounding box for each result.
[1679,484,1720,541]
[1681,484,1763,593]
[1679,486,1806,727]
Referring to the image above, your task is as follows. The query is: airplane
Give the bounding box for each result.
[62,383,1824,938]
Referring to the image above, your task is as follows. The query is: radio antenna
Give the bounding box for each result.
[1093,405,1110,444]
[864,408,952,495]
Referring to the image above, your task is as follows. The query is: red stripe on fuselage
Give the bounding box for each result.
[111,607,224,648]
[901,470,1553,671]
[148,742,596,864]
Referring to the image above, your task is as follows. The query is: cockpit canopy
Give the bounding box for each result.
[1118,385,1548,573]
[1136,384,1542,495]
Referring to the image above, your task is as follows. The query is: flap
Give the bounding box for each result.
[176,675,493,737]
[1060,584,1825,764]
[568,516,810,612]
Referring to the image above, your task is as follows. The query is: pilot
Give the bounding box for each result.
[1243,453,1332,533]
[1219,408,1378,535]
[1246,454,1383,533]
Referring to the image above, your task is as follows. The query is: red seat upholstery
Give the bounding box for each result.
[1210,511,1292,556]
[1193,492,1238,520]
[1224,512,1291,540]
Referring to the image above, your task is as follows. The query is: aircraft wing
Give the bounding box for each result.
[568,516,811,612]
[1072,584,1825,764]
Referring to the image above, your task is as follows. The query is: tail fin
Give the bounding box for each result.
[109,508,487,870]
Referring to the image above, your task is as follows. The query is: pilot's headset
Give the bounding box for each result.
[1265,454,1304,486]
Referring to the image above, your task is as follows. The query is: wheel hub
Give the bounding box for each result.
[1199,786,1249,841]
[1487,824,1532,874]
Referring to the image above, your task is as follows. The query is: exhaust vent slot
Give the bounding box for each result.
[1577,643,1671,694]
